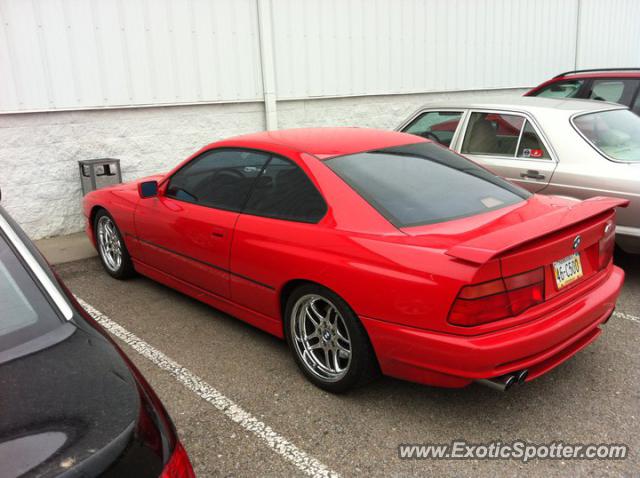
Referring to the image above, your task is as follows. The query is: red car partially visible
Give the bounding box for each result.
[83,128,627,392]
[526,68,640,114]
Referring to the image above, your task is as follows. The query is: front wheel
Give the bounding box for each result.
[94,210,135,279]
[285,284,378,393]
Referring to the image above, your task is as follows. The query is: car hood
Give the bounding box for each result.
[0,324,139,477]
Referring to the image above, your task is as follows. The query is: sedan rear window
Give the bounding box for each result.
[0,233,63,354]
[573,109,640,162]
[325,142,530,227]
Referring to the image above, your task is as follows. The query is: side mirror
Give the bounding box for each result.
[138,180,158,198]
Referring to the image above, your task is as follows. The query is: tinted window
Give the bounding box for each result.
[403,111,463,146]
[534,79,584,98]
[325,142,529,227]
[517,121,550,159]
[461,112,524,156]
[589,79,640,105]
[167,149,270,211]
[0,233,63,353]
[244,157,326,222]
[573,109,640,162]
[633,93,640,115]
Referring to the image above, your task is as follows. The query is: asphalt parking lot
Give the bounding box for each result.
[54,251,640,477]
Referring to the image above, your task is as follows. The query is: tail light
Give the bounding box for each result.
[448,267,545,326]
[598,218,616,270]
[160,442,195,478]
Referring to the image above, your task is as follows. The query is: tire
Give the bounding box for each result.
[94,209,135,279]
[284,284,378,393]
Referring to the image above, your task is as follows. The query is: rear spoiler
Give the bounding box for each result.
[446,197,629,264]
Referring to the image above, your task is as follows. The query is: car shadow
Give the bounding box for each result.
[615,247,639,280]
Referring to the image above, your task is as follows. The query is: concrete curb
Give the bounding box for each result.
[35,232,97,265]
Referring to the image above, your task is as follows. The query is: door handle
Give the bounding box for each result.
[211,227,225,238]
[520,170,545,180]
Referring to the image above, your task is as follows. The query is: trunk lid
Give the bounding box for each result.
[445,196,628,298]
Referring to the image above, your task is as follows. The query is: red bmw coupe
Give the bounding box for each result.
[83,128,627,392]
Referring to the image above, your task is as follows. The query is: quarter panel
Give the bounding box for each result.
[229,213,475,333]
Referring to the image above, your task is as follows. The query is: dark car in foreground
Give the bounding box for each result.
[0,203,194,477]
[526,68,640,114]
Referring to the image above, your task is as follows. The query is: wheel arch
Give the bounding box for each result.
[278,278,381,368]
[88,205,107,246]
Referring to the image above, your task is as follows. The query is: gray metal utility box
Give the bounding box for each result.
[78,158,122,195]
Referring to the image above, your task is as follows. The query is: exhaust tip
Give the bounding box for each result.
[502,375,517,391]
[475,370,528,391]
[515,369,528,384]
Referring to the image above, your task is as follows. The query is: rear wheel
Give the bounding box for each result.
[94,210,135,279]
[284,284,378,393]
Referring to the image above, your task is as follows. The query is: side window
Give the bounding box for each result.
[403,111,463,147]
[517,121,550,159]
[461,112,524,156]
[166,149,270,211]
[244,157,326,223]
[534,79,584,98]
[588,79,640,106]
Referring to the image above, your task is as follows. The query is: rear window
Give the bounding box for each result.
[325,142,530,227]
[573,109,640,162]
[0,233,63,354]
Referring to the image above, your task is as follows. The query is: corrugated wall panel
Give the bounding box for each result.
[0,0,263,112]
[577,0,640,68]
[1,0,640,113]
[271,0,581,99]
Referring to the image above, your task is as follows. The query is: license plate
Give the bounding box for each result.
[553,253,583,289]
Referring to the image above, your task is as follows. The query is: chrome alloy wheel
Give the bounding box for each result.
[97,216,123,272]
[291,294,352,382]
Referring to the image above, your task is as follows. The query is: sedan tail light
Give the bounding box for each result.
[448,267,545,326]
[160,442,195,478]
[598,218,616,270]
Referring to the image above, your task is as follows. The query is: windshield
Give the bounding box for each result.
[325,142,530,228]
[0,232,63,354]
[573,109,640,162]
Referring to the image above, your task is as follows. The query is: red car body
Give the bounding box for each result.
[83,128,627,388]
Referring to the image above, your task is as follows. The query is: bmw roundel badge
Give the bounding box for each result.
[573,235,582,250]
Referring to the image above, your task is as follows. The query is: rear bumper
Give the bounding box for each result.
[361,266,624,388]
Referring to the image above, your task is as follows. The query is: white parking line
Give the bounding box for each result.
[614,310,640,324]
[76,298,340,478]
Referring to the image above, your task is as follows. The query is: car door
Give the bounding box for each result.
[133,148,270,298]
[455,110,557,193]
[229,155,327,320]
[399,109,466,147]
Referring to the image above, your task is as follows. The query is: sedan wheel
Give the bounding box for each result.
[285,284,378,392]
[291,294,352,382]
[94,210,135,279]
[97,216,123,273]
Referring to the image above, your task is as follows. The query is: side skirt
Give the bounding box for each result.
[132,259,284,339]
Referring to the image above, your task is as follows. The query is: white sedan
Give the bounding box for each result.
[396,96,640,253]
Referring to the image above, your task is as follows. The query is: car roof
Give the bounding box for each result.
[411,95,626,117]
[555,70,640,79]
[215,127,425,159]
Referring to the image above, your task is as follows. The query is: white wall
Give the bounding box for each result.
[576,0,640,68]
[271,0,579,99]
[0,0,264,112]
[2,0,639,114]
[1,0,639,239]
[0,88,524,239]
